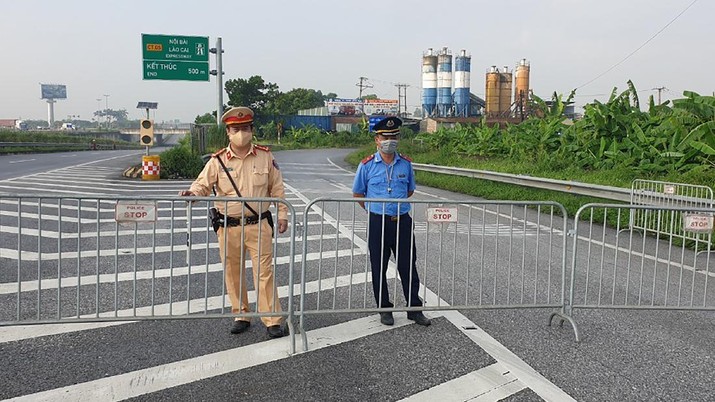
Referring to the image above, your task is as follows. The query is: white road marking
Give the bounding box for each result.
[2,155,572,401]
[289,177,574,401]
[8,159,36,164]
[3,153,143,181]
[400,362,525,401]
[9,315,412,402]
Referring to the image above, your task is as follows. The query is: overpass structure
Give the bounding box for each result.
[118,128,190,146]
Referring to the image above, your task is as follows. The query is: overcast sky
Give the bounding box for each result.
[2,0,710,123]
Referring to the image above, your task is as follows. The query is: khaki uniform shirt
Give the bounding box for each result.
[189,144,288,220]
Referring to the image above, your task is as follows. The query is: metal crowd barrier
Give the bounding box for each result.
[627,179,714,248]
[297,197,572,351]
[11,193,713,350]
[565,203,715,338]
[0,194,298,353]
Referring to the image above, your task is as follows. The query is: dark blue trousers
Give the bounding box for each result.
[368,212,423,308]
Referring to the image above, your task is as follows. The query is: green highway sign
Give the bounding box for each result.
[141,34,209,81]
[143,60,209,81]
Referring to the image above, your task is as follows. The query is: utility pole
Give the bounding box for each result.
[356,77,373,115]
[356,76,373,99]
[652,86,668,105]
[395,83,409,117]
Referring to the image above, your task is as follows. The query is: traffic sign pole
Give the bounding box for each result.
[215,37,223,126]
[145,107,150,156]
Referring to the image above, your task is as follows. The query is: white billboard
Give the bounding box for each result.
[325,98,399,116]
[40,84,67,99]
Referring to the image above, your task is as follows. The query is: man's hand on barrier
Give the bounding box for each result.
[178,190,194,196]
[278,219,288,234]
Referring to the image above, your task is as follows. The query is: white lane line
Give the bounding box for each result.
[5,170,568,400]
[8,159,36,164]
[0,247,365,295]
[400,362,525,402]
[423,305,574,401]
[288,179,573,401]
[0,264,377,344]
[9,315,412,402]
[3,153,143,181]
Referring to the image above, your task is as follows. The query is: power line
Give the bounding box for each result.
[575,0,698,90]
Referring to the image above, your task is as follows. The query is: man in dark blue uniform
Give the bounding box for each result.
[352,116,431,326]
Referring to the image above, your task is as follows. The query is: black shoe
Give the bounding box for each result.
[267,325,285,338]
[407,312,431,326]
[230,320,251,334]
[379,312,394,326]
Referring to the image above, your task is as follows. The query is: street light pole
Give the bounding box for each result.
[103,94,110,128]
[96,98,102,128]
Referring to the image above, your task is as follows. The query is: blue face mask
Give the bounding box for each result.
[379,139,398,154]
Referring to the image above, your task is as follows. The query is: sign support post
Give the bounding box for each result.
[210,37,224,126]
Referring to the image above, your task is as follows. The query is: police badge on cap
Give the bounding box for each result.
[373,116,402,136]
[221,107,254,126]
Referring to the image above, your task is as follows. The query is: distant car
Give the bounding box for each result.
[60,123,76,130]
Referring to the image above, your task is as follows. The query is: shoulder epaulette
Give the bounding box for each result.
[399,153,412,162]
[254,144,270,152]
[212,148,227,157]
[361,154,375,164]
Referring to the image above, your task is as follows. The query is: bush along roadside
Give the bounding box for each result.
[159,136,205,179]
[345,87,715,224]
[164,122,384,180]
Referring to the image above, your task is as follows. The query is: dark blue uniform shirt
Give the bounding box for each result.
[352,152,416,216]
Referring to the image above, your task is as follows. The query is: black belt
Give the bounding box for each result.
[217,210,272,227]
[370,212,410,222]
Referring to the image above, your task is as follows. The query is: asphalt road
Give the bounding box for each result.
[0,148,713,401]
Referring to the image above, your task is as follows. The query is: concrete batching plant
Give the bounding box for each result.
[421,47,530,123]
[422,47,472,118]
[484,59,531,119]
[421,49,438,117]
[437,47,453,117]
[453,50,471,117]
[514,58,531,118]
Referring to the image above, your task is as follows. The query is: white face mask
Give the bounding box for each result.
[379,139,398,154]
[229,130,252,148]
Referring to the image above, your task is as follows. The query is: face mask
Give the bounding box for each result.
[379,139,398,154]
[229,131,252,148]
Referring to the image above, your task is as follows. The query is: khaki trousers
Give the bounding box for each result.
[217,219,282,326]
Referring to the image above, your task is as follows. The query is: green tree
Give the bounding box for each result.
[224,75,280,114]
[94,108,129,128]
[272,88,327,115]
[194,112,216,124]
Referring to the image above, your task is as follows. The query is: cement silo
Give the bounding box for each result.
[498,66,512,116]
[514,58,530,112]
[485,66,500,117]
[421,48,438,117]
[436,47,453,117]
[453,49,471,117]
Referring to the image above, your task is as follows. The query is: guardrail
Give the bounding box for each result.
[412,163,632,202]
[1,142,91,148]
[0,142,140,150]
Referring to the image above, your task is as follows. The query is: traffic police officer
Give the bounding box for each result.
[179,106,288,338]
[352,116,431,326]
